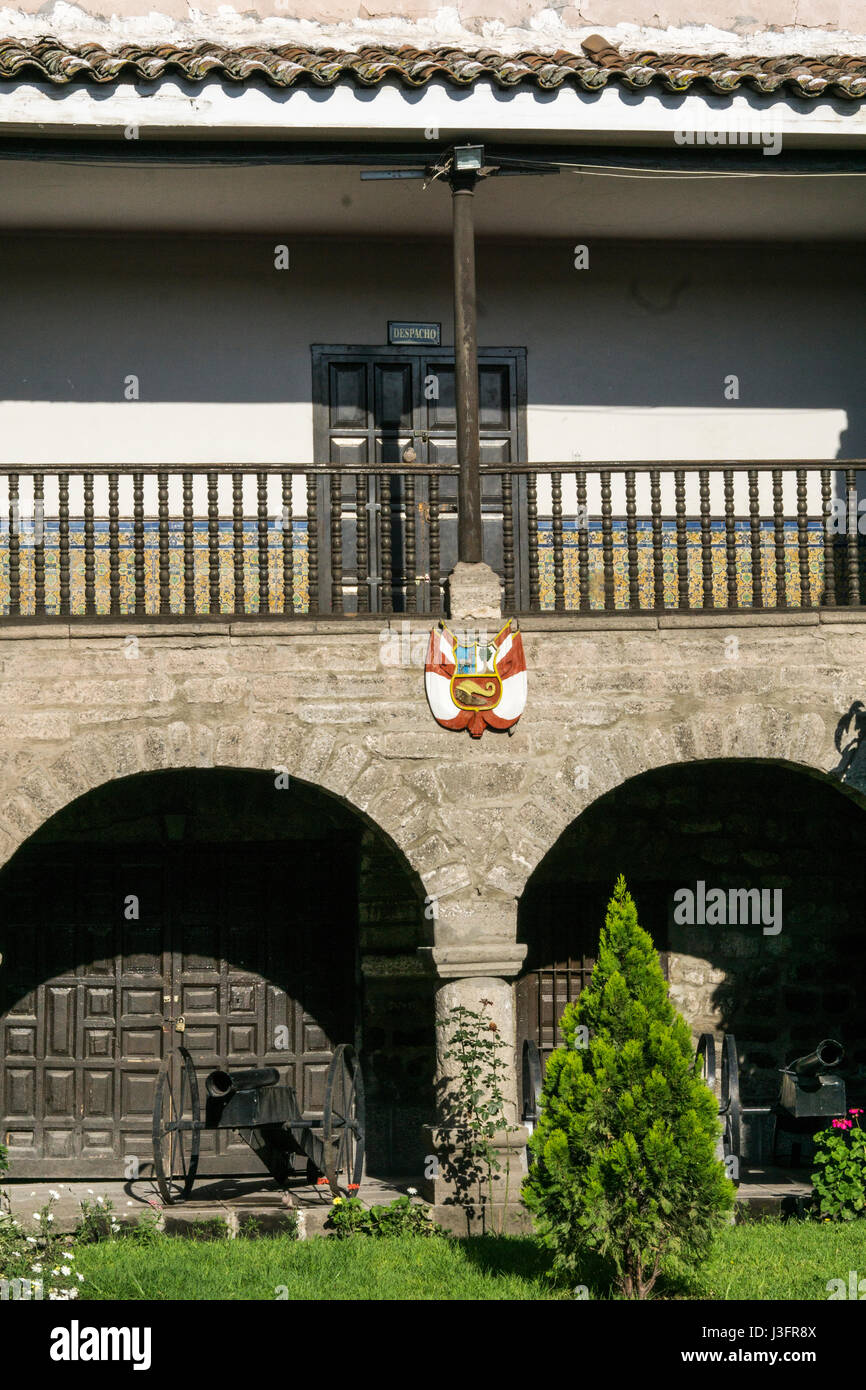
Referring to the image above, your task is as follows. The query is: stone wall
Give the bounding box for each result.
[2,608,866,1157]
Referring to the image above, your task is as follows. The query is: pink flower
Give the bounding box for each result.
[849,1108,863,1116]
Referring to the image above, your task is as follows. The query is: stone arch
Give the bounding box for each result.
[515,757,866,1163]
[0,763,436,1176]
[0,720,454,926]
[499,706,833,901]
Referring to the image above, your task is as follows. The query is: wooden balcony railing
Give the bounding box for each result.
[0,461,864,619]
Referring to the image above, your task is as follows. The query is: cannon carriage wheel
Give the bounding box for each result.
[720,1033,741,1164]
[323,1043,366,1198]
[152,1045,201,1206]
[521,1038,543,1128]
[696,1032,740,1175]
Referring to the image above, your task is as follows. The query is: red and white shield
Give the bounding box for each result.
[424,620,528,738]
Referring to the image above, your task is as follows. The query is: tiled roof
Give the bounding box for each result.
[0,34,865,100]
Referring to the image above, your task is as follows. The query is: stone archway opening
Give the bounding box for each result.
[0,767,433,1183]
[517,759,866,1166]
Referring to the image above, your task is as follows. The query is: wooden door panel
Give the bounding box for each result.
[1,839,357,1179]
[314,345,527,612]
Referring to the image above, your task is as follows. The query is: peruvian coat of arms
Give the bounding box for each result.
[424,619,528,738]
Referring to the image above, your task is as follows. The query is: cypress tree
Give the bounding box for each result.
[523,875,735,1298]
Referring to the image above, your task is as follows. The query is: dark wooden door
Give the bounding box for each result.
[313,345,528,612]
[0,840,356,1178]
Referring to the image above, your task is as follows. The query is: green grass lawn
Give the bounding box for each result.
[72,1219,866,1301]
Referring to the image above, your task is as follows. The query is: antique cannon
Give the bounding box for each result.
[778,1039,846,1119]
[520,1032,850,1174]
[151,1045,365,1205]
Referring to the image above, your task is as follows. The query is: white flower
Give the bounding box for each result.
[63,1250,75,1259]
[49,1190,61,1200]
[407,1187,418,1196]
[51,1267,60,1276]
[87,1189,94,1195]
[10,1250,21,1257]
[76,1273,84,1283]
[96,1197,104,1207]
[61,1266,71,1276]
[46,1214,54,1222]
[32,1213,40,1220]
[25,1237,37,1245]
[31,1263,42,1273]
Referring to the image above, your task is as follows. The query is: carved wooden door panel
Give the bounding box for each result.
[0,840,356,1178]
[312,345,528,613]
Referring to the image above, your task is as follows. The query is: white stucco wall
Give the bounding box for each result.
[0,233,860,519]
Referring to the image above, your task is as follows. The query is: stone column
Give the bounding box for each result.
[417,936,530,1232]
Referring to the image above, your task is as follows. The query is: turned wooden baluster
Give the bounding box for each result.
[33,472,46,617]
[354,474,369,614]
[527,472,540,611]
[699,468,713,609]
[133,472,145,616]
[846,467,860,606]
[796,468,811,609]
[650,468,664,610]
[601,469,615,611]
[306,474,319,614]
[674,469,689,610]
[207,473,220,615]
[330,475,343,614]
[8,472,20,616]
[821,468,836,608]
[257,472,270,615]
[183,471,195,616]
[748,469,763,610]
[281,473,294,615]
[501,472,516,614]
[59,473,71,617]
[625,469,639,611]
[84,473,96,616]
[404,473,417,615]
[428,473,442,615]
[157,470,171,615]
[577,470,590,612]
[723,469,737,609]
[108,473,120,616]
[379,474,393,615]
[552,472,565,612]
[772,468,787,609]
[232,472,245,615]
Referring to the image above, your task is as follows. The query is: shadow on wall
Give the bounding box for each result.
[517,757,866,1110]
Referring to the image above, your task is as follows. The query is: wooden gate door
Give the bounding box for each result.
[0,839,356,1179]
[312,345,528,613]
[515,907,670,1077]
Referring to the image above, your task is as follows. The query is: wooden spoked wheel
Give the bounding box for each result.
[720,1033,741,1170]
[323,1044,365,1198]
[152,1046,201,1205]
[521,1038,543,1128]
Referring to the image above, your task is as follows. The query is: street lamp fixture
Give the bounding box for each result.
[453,144,484,174]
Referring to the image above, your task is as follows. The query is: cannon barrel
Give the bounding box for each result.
[205,1066,280,1100]
[787,1039,845,1077]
